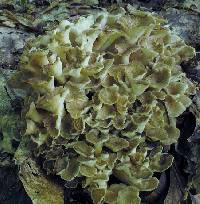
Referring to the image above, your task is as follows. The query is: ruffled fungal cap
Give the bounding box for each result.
[12,6,196,204]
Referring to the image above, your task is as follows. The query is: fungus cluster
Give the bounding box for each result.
[12,8,196,204]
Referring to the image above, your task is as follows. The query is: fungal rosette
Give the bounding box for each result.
[12,7,196,204]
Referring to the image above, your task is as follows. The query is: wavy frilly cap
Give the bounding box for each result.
[11,7,196,204]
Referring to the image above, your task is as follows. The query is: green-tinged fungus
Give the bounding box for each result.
[10,7,196,204]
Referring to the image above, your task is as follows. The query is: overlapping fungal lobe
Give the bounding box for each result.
[12,6,196,204]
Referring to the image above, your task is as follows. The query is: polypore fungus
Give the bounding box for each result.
[12,7,196,204]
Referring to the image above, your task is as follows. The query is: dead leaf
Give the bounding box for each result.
[164,165,185,204]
